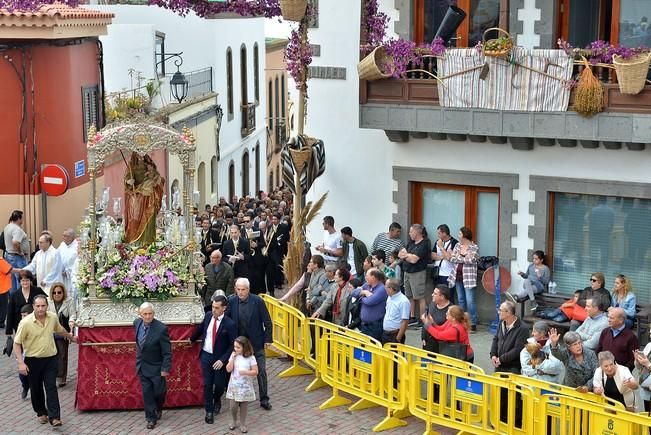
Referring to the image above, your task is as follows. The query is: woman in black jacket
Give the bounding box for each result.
[5,270,47,336]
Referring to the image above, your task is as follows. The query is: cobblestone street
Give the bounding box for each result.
[0,328,456,435]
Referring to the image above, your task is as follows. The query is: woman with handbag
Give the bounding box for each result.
[47,282,76,387]
[421,305,474,363]
[593,350,639,411]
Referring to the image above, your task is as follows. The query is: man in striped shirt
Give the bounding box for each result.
[371,222,404,258]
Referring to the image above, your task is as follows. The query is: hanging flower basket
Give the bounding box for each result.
[280,0,308,22]
[357,46,391,81]
[482,27,513,59]
[613,53,651,95]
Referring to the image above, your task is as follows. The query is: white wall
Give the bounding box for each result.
[97,5,267,199]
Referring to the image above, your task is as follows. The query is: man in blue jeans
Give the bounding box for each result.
[352,268,388,342]
[3,210,30,294]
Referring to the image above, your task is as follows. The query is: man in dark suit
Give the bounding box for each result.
[199,218,221,266]
[265,213,289,292]
[226,277,273,410]
[190,294,237,424]
[222,225,250,279]
[202,250,235,305]
[134,302,172,430]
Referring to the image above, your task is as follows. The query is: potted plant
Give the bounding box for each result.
[279,0,308,21]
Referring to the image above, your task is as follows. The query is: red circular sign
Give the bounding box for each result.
[40,164,70,196]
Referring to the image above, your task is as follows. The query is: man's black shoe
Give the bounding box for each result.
[146,421,156,430]
[205,412,214,424]
[260,401,272,410]
[21,387,28,400]
[214,402,221,414]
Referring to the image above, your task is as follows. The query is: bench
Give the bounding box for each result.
[521,292,650,346]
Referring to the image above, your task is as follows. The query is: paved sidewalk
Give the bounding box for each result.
[0,327,457,435]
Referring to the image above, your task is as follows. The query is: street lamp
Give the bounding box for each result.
[155,52,189,103]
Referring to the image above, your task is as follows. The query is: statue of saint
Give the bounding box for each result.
[124,153,165,246]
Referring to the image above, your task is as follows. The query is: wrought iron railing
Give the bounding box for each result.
[168,67,213,101]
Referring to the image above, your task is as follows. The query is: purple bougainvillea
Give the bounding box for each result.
[558,38,649,65]
[285,19,312,91]
[0,0,78,11]
[363,0,389,50]
[147,0,281,18]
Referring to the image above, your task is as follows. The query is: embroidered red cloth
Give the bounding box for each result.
[75,324,203,410]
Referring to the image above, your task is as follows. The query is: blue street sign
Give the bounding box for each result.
[74,160,85,178]
[455,377,483,396]
[353,348,372,364]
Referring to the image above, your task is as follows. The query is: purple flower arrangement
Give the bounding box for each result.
[558,38,649,65]
[285,19,312,91]
[362,0,389,51]
[146,0,281,18]
[0,0,78,12]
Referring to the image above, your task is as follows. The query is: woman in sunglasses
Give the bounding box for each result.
[48,283,76,387]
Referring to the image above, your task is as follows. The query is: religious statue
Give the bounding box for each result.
[124,153,165,246]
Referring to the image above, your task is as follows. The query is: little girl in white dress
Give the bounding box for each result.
[226,336,258,433]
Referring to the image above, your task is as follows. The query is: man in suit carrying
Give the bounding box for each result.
[134,302,171,430]
[226,277,273,410]
[222,225,250,279]
[202,250,235,306]
[191,294,237,424]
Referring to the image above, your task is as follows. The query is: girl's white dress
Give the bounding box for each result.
[226,355,257,402]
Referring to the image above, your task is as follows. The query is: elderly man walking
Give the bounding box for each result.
[57,228,78,301]
[134,302,172,430]
[13,294,77,427]
[226,278,273,410]
[21,233,62,294]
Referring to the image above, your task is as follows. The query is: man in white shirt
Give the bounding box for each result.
[316,216,342,265]
[430,224,458,303]
[20,233,62,293]
[57,228,78,299]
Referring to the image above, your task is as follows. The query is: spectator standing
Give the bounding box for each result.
[575,298,609,350]
[371,222,405,259]
[21,233,62,294]
[610,274,637,329]
[549,329,599,391]
[313,268,353,326]
[448,227,479,332]
[633,328,651,413]
[381,279,410,345]
[3,210,30,294]
[341,227,369,280]
[490,301,529,426]
[351,268,388,342]
[593,350,639,411]
[430,224,458,303]
[399,224,431,328]
[226,278,273,411]
[56,229,78,302]
[6,270,46,337]
[47,283,76,387]
[422,304,474,363]
[134,302,171,430]
[0,257,13,328]
[304,255,328,314]
[422,285,451,353]
[315,216,342,266]
[308,264,336,316]
[596,307,639,370]
[190,294,237,424]
[13,294,77,427]
[202,250,235,305]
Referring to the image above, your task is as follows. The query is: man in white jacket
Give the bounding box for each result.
[57,229,78,299]
[20,233,62,293]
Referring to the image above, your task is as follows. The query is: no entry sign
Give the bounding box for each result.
[40,164,70,196]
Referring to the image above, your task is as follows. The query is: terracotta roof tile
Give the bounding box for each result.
[0,2,114,21]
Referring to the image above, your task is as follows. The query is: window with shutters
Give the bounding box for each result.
[253,43,260,105]
[82,85,100,142]
[227,47,234,120]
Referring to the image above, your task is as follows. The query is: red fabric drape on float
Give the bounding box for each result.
[75,324,203,410]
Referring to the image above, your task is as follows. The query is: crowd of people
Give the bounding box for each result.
[3,192,651,429]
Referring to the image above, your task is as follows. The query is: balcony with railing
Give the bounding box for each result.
[167,66,214,102]
[241,102,256,137]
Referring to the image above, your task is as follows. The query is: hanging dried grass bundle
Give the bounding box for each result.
[573,58,604,117]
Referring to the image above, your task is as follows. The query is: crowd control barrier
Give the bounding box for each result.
[259,294,312,377]
[302,317,381,392]
[318,332,408,432]
[384,342,485,420]
[409,362,535,435]
[538,394,649,435]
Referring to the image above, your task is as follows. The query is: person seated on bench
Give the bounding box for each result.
[570,272,611,331]
[507,250,550,311]
[575,297,609,350]
[610,274,636,329]
[534,290,581,323]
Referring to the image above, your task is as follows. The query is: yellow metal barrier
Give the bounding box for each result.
[318,332,408,432]
[303,317,381,392]
[259,294,312,378]
[384,342,485,422]
[409,362,535,435]
[538,394,648,435]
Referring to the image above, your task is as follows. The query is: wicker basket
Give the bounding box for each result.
[482,27,513,58]
[613,53,651,95]
[280,0,308,22]
[357,46,391,81]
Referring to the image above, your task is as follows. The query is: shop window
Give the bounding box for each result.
[549,192,650,302]
[412,182,499,256]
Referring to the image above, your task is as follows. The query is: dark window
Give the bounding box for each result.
[229,161,235,201]
[255,142,260,193]
[155,31,165,77]
[240,44,248,106]
[242,151,250,196]
[211,156,217,194]
[227,47,234,117]
[281,74,286,118]
[253,43,260,105]
[82,85,100,142]
[274,76,280,144]
[268,80,274,132]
